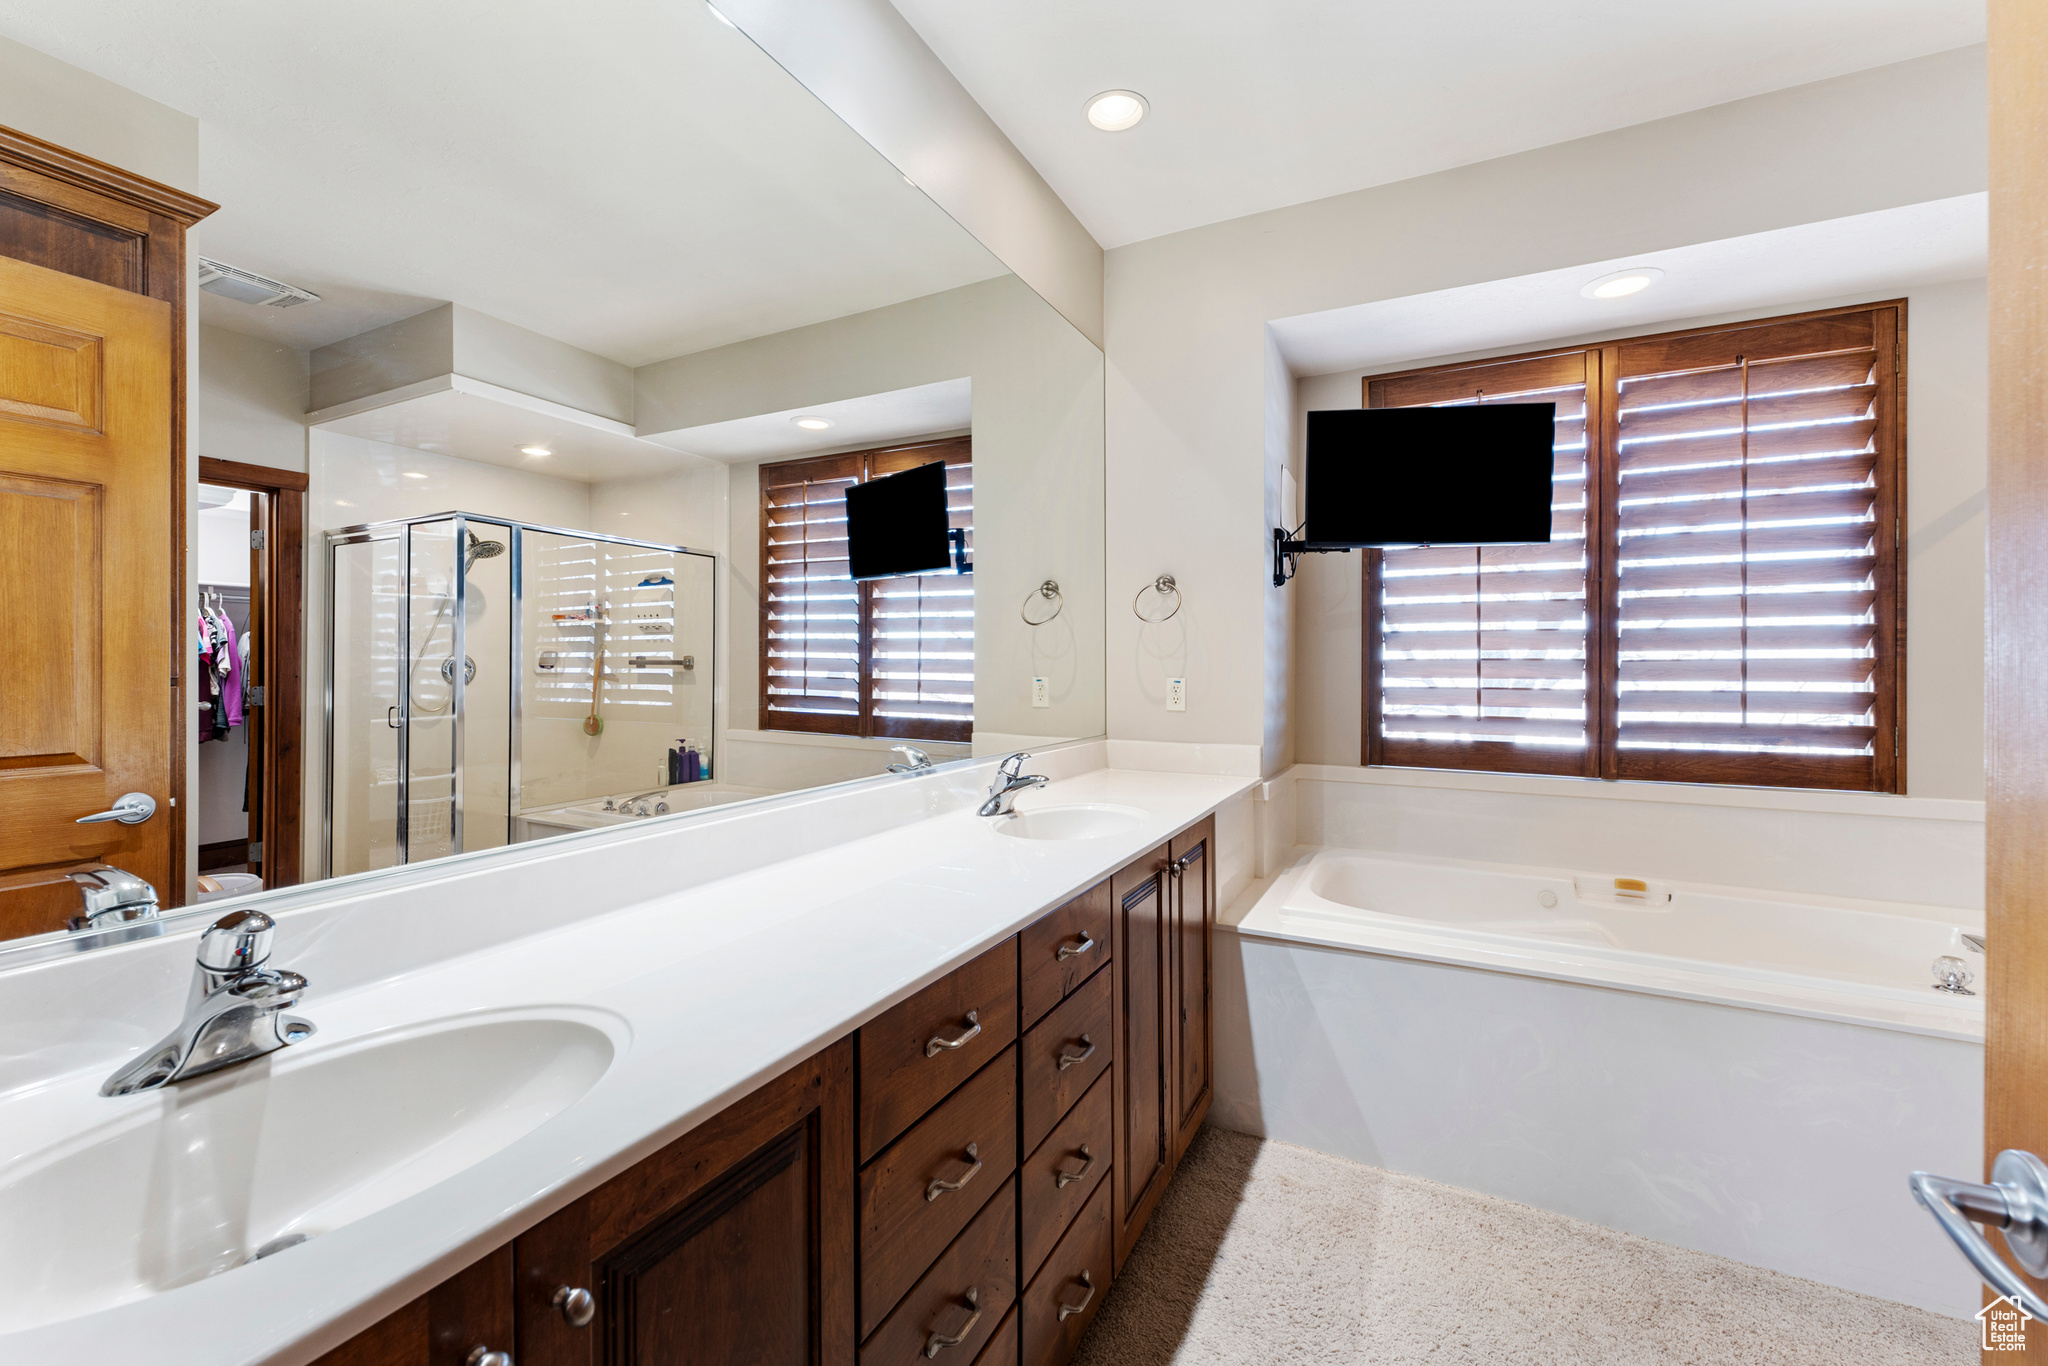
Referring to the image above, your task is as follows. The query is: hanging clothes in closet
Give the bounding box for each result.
[197,589,246,743]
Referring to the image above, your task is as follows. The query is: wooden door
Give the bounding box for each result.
[310,1245,515,1366]
[514,1040,856,1366]
[1109,843,1170,1271]
[1168,817,1214,1164]
[0,252,172,936]
[1987,2,2048,1352]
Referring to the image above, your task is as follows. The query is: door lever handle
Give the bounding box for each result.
[1912,1148,2048,1320]
[75,793,156,825]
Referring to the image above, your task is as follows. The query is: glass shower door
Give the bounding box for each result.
[403,519,460,863]
[328,534,402,876]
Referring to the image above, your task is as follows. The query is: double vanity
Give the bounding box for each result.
[0,754,1247,1366]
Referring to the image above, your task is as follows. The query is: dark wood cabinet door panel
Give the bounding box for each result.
[968,1305,1019,1366]
[1019,1068,1112,1283]
[860,1047,1019,1339]
[859,1175,1017,1366]
[514,1040,855,1366]
[1109,844,1170,1271]
[860,938,1019,1162]
[1018,1180,1112,1366]
[1169,816,1215,1163]
[310,1246,512,1366]
[1019,967,1112,1156]
[1018,880,1111,1029]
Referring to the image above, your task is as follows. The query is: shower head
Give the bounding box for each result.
[464,531,506,571]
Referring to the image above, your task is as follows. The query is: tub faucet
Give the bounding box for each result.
[101,909,316,1097]
[979,752,1048,818]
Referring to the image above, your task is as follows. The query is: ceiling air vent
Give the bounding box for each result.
[196,257,320,308]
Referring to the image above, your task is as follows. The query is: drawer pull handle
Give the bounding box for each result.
[1168,849,1199,879]
[553,1284,595,1328]
[926,1143,984,1201]
[466,1350,513,1366]
[925,1286,981,1357]
[1056,1035,1097,1071]
[926,1010,982,1058]
[1056,932,1096,961]
[1056,1269,1096,1322]
[1054,1144,1095,1188]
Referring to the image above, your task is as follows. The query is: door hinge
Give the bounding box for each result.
[1895,727,1900,757]
[250,529,266,550]
[248,684,266,706]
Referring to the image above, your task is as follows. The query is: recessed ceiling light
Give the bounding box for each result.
[1086,90,1148,132]
[792,415,835,431]
[402,471,428,479]
[1581,267,1664,300]
[520,445,552,457]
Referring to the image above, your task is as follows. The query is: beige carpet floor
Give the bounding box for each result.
[1070,1128,1975,1366]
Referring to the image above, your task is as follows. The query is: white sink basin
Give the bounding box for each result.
[0,1011,616,1334]
[992,804,1147,842]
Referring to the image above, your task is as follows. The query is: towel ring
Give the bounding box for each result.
[1133,574,1181,624]
[1022,580,1063,626]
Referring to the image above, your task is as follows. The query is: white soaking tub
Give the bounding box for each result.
[1219,849,1985,1316]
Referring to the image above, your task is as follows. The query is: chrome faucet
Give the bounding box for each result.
[66,865,160,932]
[603,788,671,816]
[979,752,1048,818]
[887,745,935,774]
[101,909,316,1097]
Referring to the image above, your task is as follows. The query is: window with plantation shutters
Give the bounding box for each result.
[1362,302,1904,793]
[760,438,973,743]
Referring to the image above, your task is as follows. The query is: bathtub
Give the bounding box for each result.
[1218,848,1985,1316]
[511,782,773,840]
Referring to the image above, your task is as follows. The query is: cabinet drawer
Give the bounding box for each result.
[860,1047,1019,1339]
[1018,880,1110,1029]
[1019,966,1111,1155]
[860,1175,1018,1366]
[1019,1179,1112,1366]
[1019,1068,1111,1282]
[969,1305,1019,1366]
[861,938,1019,1161]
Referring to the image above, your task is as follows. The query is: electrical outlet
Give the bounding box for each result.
[1031,676,1049,708]
[1167,677,1186,711]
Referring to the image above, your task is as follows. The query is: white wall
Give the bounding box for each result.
[1103,48,1987,775]
[0,33,197,192]
[638,273,1107,759]
[1290,277,1989,801]
[197,325,310,473]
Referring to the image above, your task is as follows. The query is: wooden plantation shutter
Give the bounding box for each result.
[759,439,974,742]
[761,452,863,732]
[1365,350,1602,776]
[1606,307,1900,790]
[1360,301,1904,793]
[867,440,974,742]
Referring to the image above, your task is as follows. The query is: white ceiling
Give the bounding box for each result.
[1269,195,1986,378]
[0,0,1007,363]
[886,0,1984,249]
[309,375,720,484]
[647,378,972,464]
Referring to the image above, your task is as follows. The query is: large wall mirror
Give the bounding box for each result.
[1,3,1103,948]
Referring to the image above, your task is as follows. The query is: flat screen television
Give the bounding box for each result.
[1302,405,1556,547]
[846,460,956,581]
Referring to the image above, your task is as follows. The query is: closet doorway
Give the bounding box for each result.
[195,458,306,897]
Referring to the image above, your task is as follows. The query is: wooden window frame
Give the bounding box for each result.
[1362,300,1906,794]
[759,438,972,745]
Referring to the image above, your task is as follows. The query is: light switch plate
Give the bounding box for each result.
[1167,677,1186,711]
[1031,676,1049,708]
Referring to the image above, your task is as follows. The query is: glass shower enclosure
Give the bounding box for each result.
[325,513,714,878]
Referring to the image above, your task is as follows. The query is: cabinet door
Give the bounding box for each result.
[310,1246,514,1366]
[1108,843,1170,1272]
[1168,816,1214,1165]
[515,1040,856,1366]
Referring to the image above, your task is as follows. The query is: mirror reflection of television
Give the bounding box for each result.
[1304,405,1556,547]
[846,461,955,581]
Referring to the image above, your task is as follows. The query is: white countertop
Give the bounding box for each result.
[0,765,1251,1365]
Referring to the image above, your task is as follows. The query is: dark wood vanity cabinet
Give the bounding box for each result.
[311,814,1218,1366]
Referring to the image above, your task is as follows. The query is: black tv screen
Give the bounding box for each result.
[846,461,954,581]
[1304,405,1556,547]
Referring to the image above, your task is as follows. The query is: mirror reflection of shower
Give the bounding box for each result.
[407,529,505,713]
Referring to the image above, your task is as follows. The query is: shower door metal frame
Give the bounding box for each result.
[322,511,709,878]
